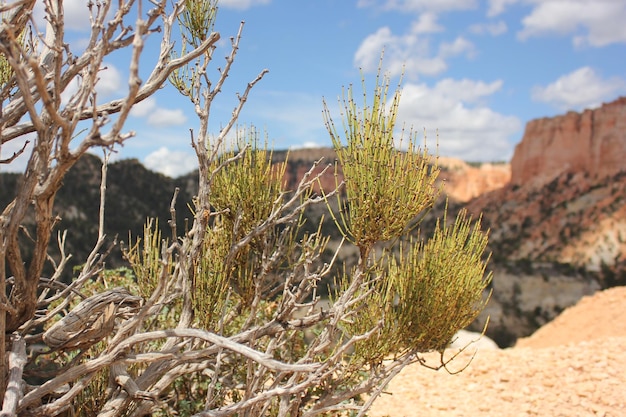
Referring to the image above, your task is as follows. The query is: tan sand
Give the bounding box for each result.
[369,286,626,417]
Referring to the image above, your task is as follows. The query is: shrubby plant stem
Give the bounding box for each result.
[0,1,491,416]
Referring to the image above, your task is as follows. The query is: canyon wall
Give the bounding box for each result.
[437,157,510,202]
[463,97,626,344]
[510,97,626,189]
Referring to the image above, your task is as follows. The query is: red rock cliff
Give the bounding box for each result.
[511,97,626,188]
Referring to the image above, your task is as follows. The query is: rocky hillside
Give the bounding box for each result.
[464,97,626,345]
[468,97,626,272]
[0,154,195,279]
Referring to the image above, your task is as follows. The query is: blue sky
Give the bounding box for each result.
[5,0,626,177]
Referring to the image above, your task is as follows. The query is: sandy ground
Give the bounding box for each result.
[368,286,626,417]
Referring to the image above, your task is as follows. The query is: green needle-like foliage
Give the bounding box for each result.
[0,17,34,92]
[178,0,217,46]
[0,53,12,88]
[210,136,287,238]
[169,0,218,100]
[126,219,170,299]
[323,69,441,252]
[194,132,296,318]
[192,218,232,329]
[324,63,491,366]
[345,210,492,364]
[389,210,491,350]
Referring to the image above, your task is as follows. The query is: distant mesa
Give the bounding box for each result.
[430,96,626,201]
[511,96,626,190]
[465,96,626,270]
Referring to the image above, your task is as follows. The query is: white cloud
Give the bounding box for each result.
[357,0,477,13]
[63,0,93,31]
[144,147,198,177]
[517,0,626,47]
[147,109,188,127]
[402,57,447,77]
[486,0,626,46]
[130,97,157,118]
[219,0,271,10]
[429,78,503,102]
[411,12,444,34]
[531,67,626,111]
[438,36,476,59]
[355,26,474,78]
[35,0,110,32]
[354,27,400,73]
[96,64,123,97]
[290,141,324,150]
[487,0,520,17]
[469,20,508,36]
[397,79,521,161]
[130,97,187,127]
[353,31,432,77]
[60,62,122,104]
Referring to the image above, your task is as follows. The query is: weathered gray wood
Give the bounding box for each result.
[42,288,142,351]
[0,334,27,417]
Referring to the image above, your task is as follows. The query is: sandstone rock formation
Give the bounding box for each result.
[515,285,626,349]
[369,286,626,417]
[461,96,626,346]
[466,170,626,270]
[437,157,510,202]
[511,96,626,189]
[468,97,626,272]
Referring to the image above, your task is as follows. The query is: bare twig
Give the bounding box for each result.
[99,151,110,240]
